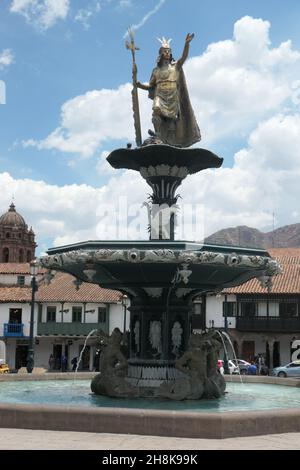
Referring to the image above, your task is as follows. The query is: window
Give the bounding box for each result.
[72,306,82,323]
[223,301,237,317]
[47,306,56,323]
[17,275,25,287]
[3,247,9,263]
[9,308,22,323]
[279,303,298,318]
[194,302,202,315]
[19,249,24,262]
[98,306,107,323]
[38,304,43,323]
[240,302,257,317]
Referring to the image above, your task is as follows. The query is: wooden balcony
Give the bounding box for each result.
[3,323,24,337]
[37,322,108,336]
[236,316,300,332]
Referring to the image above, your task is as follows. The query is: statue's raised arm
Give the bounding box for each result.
[177,33,195,69]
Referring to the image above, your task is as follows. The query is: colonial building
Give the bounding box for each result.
[0,204,126,371]
[0,203,36,263]
[205,248,300,368]
[0,263,125,371]
[1,203,300,373]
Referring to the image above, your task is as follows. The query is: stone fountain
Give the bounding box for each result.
[40,31,280,400]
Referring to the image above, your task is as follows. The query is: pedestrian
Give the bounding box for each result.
[48,354,55,371]
[247,361,257,375]
[93,349,100,372]
[71,356,78,372]
[61,354,68,372]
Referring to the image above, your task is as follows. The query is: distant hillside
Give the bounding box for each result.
[205,223,300,249]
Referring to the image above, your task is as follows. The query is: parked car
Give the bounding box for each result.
[230,359,251,375]
[217,359,238,375]
[0,363,9,374]
[272,360,300,378]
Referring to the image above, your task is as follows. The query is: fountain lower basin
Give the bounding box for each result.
[0,374,300,438]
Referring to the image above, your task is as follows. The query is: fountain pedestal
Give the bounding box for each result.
[40,145,280,399]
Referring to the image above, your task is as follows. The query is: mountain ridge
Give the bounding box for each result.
[205,223,300,249]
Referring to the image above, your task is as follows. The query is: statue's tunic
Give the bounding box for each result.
[149,61,201,147]
[150,63,180,120]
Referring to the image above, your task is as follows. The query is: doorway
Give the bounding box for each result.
[266,342,270,368]
[53,344,62,370]
[242,340,255,362]
[15,345,28,369]
[273,341,280,368]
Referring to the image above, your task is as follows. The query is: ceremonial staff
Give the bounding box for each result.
[125,28,142,147]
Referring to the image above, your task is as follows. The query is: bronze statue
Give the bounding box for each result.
[91,328,137,397]
[157,332,225,400]
[137,34,201,147]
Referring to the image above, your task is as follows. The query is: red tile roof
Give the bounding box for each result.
[36,272,122,303]
[0,263,46,275]
[224,248,300,295]
[0,270,122,303]
[0,287,32,302]
[0,263,31,274]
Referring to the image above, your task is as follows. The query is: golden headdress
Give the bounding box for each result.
[157,36,172,49]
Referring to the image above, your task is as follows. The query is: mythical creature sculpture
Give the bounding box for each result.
[91,328,137,398]
[157,331,226,400]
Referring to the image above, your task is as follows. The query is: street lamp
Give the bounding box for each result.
[223,293,230,375]
[26,260,39,373]
[122,295,129,335]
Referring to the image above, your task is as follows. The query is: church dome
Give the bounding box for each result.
[0,203,26,228]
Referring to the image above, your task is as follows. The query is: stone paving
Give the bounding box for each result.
[1,428,300,450]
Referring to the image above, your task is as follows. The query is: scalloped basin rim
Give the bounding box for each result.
[107,144,223,174]
[46,240,270,256]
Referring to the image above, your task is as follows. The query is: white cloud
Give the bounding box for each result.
[7,16,300,248]
[0,171,103,246]
[118,0,132,8]
[26,16,300,158]
[10,0,70,30]
[23,84,153,157]
[179,113,300,237]
[184,15,300,144]
[91,113,300,240]
[74,1,101,30]
[0,49,14,69]
[0,169,148,249]
[96,150,116,175]
[3,112,300,248]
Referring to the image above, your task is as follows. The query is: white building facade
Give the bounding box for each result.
[202,248,300,369]
[0,265,126,371]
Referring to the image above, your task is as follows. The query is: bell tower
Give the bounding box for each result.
[0,203,37,263]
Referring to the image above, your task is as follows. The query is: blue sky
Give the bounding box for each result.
[1,0,300,254]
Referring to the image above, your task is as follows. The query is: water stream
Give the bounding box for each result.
[75,329,98,374]
[222,330,243,383]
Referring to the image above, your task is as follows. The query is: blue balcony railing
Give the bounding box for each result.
[4,323,24,337]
